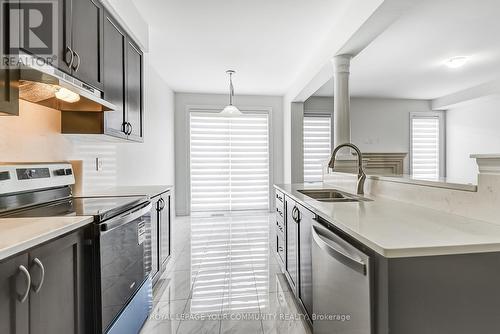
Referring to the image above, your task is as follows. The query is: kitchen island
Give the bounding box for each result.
[274,183,500,334]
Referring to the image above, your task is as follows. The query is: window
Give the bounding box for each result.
[303,115,331,182]
[190,111,270,212]
[410,113,444,179]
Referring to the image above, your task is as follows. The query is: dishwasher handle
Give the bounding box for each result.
[312,224,367,275]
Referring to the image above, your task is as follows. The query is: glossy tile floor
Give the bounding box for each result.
[140,212,311,334]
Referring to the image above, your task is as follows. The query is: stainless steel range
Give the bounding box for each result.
[0,162,153,334]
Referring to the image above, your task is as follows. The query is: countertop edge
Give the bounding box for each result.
[274,184,500,259]
[0,216,94,261]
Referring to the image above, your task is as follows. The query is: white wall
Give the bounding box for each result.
[303,96,433,174]
[446,96,500,184]
[116,56,175,187]
[174,93,283,216]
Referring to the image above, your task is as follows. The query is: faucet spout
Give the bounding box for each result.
[328,143,366,195]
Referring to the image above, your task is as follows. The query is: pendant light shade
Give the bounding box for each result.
[220,70,242,117]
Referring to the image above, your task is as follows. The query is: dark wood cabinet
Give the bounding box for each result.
[54,0,73,74]
[52,0,104,89]
[285,196,299,293]
[0,254,29,334]
[101,10,144,142]
[125,40,144,142]
[0,2,19,116]
[29,230,86,334]
[103,12,127,139]
[159,194,170,267]
[150,192,171,286]
[150,198,160,283]
[70,0,104,89]
[0,229,87,334]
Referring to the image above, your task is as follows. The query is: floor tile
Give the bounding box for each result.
[141,213,309,334]
[155,270,195,302]
[140,299,187,334]
[220,320,264,334]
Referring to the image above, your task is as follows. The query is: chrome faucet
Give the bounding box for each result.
[328,143,366,195]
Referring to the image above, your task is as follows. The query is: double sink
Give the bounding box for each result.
[298,189,372,203]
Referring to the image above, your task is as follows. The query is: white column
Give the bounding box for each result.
[332,55,352,148]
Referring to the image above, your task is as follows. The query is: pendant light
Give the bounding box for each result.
[220,70,242,117]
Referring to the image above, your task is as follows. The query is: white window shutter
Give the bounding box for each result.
[411,116,440,179]
[190,112,270,212]
[304,115,331,182]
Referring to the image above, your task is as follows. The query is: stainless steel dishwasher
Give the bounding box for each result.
[312,221,372,334]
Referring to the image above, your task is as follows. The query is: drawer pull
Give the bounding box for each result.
[276,208,283,217]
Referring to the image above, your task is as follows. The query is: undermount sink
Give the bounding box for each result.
[297,189,371,203]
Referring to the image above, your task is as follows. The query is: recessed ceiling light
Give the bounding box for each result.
[444,56,468,69]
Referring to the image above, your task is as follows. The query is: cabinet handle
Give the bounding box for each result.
[278,246,284,252]
[157,198,165,211]
[31,258,45,293]
[72,51,81,72]
[292,206,301,223]
[17,265,31,303]
[64,46,74,67]
[123,122,132,135]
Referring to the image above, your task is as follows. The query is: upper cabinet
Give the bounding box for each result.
[23,0,105,90]
[101,10,144,142]
[125,40,144,141]
[69,0,104,89]
[102,13,127,139]
[59,5,144,142]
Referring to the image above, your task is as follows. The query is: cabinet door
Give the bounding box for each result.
[0,253,29,334]
[54,0,73,74]
[285,197,298,293]
[0,3,19,116]
[29,230,87,334]
[298,204,314,318]
[150,197,160,283]
[70,0,103,89]
[103,12,127,139]
[159,195,171,267]
[125,39,143,142]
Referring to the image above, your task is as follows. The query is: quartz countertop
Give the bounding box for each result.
[78,185,173,199]
[275,183,500,258]
[0,216,93,261]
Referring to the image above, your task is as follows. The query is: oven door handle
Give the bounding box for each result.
[100,202,152,232]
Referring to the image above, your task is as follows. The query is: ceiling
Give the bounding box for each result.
[132,0,350,95]
[313,0,500,100]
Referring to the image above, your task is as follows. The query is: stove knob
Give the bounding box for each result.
[54,169,66,176]
[65,168,73,175]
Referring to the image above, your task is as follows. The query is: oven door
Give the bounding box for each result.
[98,202,152,332]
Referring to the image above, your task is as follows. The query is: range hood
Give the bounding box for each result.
[17,54,116,112]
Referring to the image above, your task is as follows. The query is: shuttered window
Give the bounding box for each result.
[411,115,441,179]
[190,111,270,212]
[304,115,331,182]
